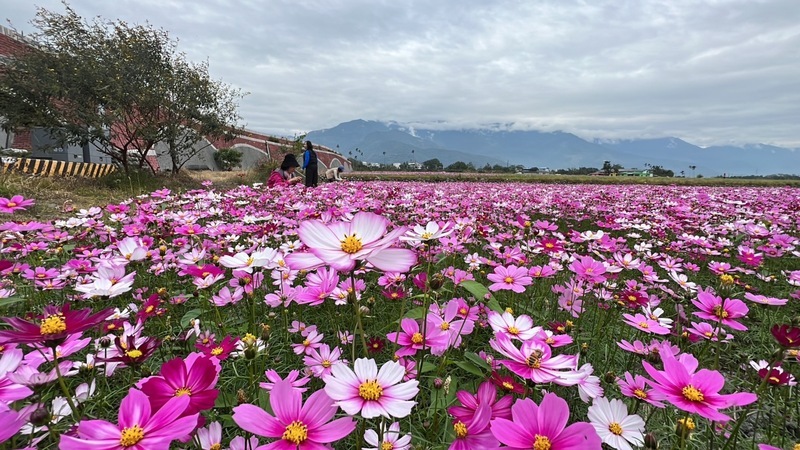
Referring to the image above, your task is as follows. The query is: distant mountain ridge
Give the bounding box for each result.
[305,119,800,176]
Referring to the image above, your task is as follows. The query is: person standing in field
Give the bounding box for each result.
[302,140,319,187]
[267,154,303,187]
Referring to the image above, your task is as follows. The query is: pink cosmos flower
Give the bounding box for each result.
[233,380,356,449]
[691,289,749,331]
[260,369,311,393]
[285,211,416,273]
[617,372,665,407]
[138,353,220,415]
[0,349,34,402]
[622,313,671,335]
[489,332,577,383]
[291,329,324,356]
[323,358,419,419]
[364,422,412,450]
[642,349,757,421]
[427,300,475,353]
[304,344,344,378]
[489,392,602,449]
[0,403,32,444]
[686,322,733,342]
[0,195,35,214]
[59,388,199,450]
[386,318,449,357]
[743,293,788,306]
[448,380,513,423]
[449,403,498,450]
[487,265,532,293]
[196,421,222,450]
[487,311,539,340]
[568,256,607,284]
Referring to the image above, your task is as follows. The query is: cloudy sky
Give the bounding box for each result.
[4,0,799,147]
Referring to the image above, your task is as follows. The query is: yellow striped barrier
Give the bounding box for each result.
[1,158,116,178]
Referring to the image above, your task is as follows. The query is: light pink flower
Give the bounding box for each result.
[323,358,419,419]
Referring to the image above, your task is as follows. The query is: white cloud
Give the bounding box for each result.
[4,0,800,146]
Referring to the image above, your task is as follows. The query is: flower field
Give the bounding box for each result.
[0,180,799,450]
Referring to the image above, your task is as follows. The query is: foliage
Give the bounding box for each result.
[422,158,444,171]
[0,5,243,174]
[214,147,243,171]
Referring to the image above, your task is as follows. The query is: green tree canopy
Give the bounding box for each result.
[0,5,243,173]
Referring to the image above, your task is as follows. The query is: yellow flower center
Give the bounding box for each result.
[211,347,223,356]
[322,359,332,368]
[634,388,648,399]
[40,314,67,335]
[125,349,143,359]
[793,444,800,450]
[411,332,424,344]
[682,385,705,402]
[175,387,191,397]
[6,202,16,207]
[678,417,696,431]
[302,339,310,346]
[507,326,520,335]
[440,322,450,331]
[421,232,434,240]
[712,305,729,319]
[358,379,383,401]
[381,442,394,450]
[145,305,154,313]
[119,425,144,447]
[504,276,514,284]
[608,422,623,435]
[341,235,363,254]
[246,257,254,266]
[282,420,308,444]
[638,321,649,329]
[453,420,468,438]
[210,445,221,450]
[533,434,552,450]
[502,381,514,391]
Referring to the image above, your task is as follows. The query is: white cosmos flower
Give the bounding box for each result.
[400,221,455,243]
[587,397,645,450]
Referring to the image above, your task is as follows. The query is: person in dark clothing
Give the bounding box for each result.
[267,154,302,187]
[302,140,318,187]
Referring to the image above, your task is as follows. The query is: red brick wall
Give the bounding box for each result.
[0,30,33,58]
[11,129,31,150]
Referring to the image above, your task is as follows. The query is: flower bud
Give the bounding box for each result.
[260,324,271,340]
[675,418,696,439]
[644,432,659,449]
[98,336,112,348]
[580,343,589,355]
[244,347,257,360]
[30,406,51,427]
[604,371,616,383]
[429,273,445,291]
[433,378,444,389]
[237,389,248,405]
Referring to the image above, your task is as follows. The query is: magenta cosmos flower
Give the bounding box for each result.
[489,392,601,449]
[691,290,749,331]
[386,318,449,357]
[59,388,198,450]
[138,353,220,415]
[0,304,112,347]
[489,332,577,383]
[233,380,356,449]
[642,349,757,421]
[0,195,35,214]
[285,211,417,273]
[487,265,532,293]
[324,358,419,419]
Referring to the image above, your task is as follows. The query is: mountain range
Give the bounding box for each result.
[305,119,800,176]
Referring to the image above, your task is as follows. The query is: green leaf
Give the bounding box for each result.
[463,352,492,372]
[459,280,502,312]
[180,308,202,329]
[0,296,26,309]
[420,361,437,374]
[454,360,485,377]
[404,307,427,320]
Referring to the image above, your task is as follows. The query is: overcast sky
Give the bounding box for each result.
[3,0,800,147]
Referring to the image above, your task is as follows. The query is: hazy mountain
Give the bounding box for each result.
[306,119,800,175]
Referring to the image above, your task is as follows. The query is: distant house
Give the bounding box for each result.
[589,168,652,177]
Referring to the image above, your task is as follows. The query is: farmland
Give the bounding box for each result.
[0,175,798,449]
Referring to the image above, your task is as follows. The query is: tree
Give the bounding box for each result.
[214,147,243,171]
[602,160,612,175]
[689,165,697,177]
[422,158,443,171]
[650,165,674,177]
[0,6,242,174]
[446,161,470,172]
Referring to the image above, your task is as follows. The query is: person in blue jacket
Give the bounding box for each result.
[302,140,318,187]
